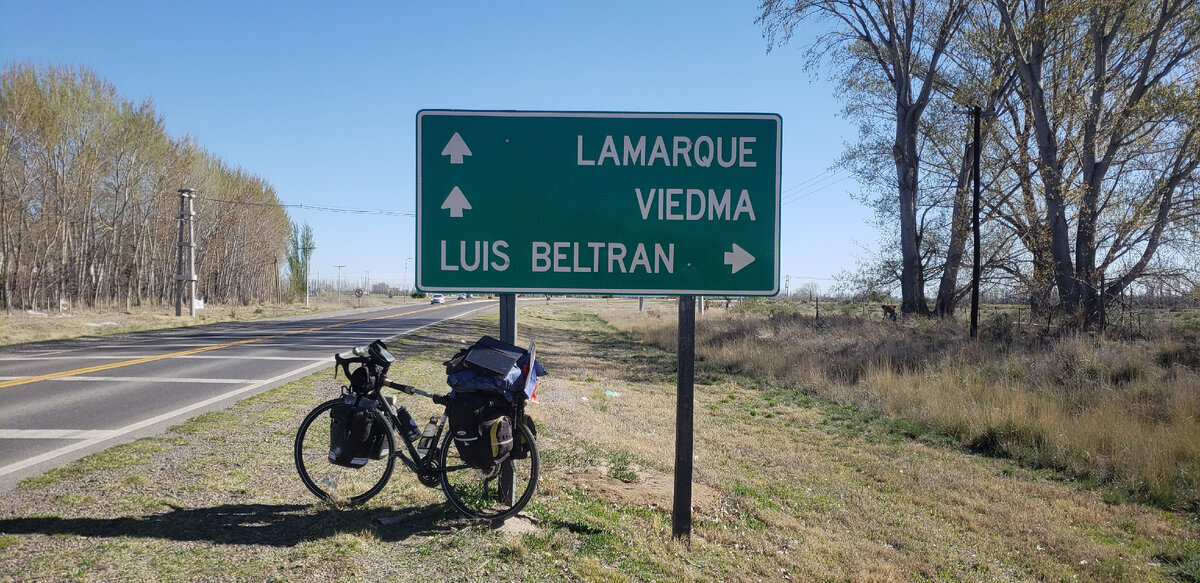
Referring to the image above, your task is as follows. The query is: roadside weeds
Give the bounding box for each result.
[0,300,1195,582]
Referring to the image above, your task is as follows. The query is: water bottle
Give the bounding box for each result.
[396,408,420,441]
[417,417,438,456]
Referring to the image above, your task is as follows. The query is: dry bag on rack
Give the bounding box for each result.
[444,336,545,401]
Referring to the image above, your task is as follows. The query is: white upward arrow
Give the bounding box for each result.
[723,243,755,274]
[441,186,472,218]
[441,132,472,164]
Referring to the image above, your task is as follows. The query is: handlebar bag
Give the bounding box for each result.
[447,393,513,468]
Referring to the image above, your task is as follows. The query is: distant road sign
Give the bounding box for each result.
[354,288,363,298]
[416,110,781,296]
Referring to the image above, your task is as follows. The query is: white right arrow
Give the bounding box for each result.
[441,132,472,164]
[723,243,755,274]
[441,186,472,218]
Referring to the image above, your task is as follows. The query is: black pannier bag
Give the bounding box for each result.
[328,400,380,468]
[509,414,537,460]
[447,392,514,468]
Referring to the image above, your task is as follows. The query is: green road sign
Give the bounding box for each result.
[416,110,781,296]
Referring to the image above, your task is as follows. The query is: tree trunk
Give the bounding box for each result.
[934,138,974,317]
[896,110,929,315]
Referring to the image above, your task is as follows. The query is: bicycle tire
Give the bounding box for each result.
[295,398,396,505]
[439,421,538,521]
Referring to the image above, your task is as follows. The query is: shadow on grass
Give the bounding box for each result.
[0,502,472,547]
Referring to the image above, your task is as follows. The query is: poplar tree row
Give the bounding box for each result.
[0,63,292,312]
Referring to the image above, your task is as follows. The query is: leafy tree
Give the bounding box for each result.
[761,1,1200,329]
[993,0,1200,328]
[286,222,315,299]
[759,0,971,316]
[0,62,292,310]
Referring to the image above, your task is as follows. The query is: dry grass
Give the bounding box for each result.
[1,299,1197,582]
[604,300,1200,512]
[0,297,401,346]
[526,301,1198,581]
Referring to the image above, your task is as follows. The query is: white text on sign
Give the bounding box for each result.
[577,135,757,168]
[439,240,676,275]
[532,242,674,274]
[635,188,756,221]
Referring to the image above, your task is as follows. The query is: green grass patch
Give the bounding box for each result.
[19,440,165,488]
[173,411,240,434]
[50,493,97,505]
[1156,539,1200,582]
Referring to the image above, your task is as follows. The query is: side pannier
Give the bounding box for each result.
[328,399,385,468]
[509,414,537,460]
[446,392,513,468]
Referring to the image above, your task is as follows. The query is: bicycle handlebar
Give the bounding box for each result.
[336,346,368,361]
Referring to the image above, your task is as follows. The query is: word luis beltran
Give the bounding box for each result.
[440,132,761,276]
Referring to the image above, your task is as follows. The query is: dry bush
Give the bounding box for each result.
[604,304,1200,511]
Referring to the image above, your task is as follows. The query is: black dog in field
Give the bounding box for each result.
[881,304,898,321]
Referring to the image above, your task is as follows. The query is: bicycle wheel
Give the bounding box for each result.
[439,421,538,521]
[295,398,396,505]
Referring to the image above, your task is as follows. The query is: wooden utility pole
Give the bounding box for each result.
[953,105,994,338]
[174,188,197,317]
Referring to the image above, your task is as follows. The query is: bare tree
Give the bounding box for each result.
[759,0,971,315]
[994,0,1200,328]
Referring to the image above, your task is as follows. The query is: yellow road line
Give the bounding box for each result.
[0,304,447,390]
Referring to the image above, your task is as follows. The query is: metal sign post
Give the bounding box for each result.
[500,293,517,345]
[673,295,696,539]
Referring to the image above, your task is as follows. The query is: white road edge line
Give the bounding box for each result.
[0,304,491,478]
[55,376,260,384]
[0,358,330,478]
[0,429,122,439]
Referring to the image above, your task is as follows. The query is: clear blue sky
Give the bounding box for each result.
[1,0,876,295]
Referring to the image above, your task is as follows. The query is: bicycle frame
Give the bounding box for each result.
[369,381,528,480]
[357,386,455,480]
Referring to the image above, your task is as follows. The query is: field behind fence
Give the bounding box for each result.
[604,300,1200,512]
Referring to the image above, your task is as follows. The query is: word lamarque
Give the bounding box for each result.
[576,134,760,168]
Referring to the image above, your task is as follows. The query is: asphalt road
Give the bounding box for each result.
[0,300,492,492]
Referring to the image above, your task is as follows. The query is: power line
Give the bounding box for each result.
[195,195,414,217]
[782,173,853,205]
[780,167,840,196]
[285,202,413,217]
